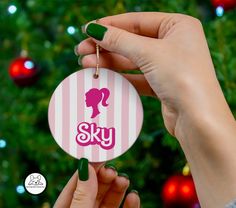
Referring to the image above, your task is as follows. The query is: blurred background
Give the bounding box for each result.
[0,0,236,207]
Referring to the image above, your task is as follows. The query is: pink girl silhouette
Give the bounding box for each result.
[85,88,110,118]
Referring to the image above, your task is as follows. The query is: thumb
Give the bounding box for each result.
[70,159,98,208]
[85,22,151,65]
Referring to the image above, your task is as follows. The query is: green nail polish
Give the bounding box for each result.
[130,189,139,195]
[118,172,129,179]
[104,164,117,172]
[86,23,107,41]
[78,158,88,181]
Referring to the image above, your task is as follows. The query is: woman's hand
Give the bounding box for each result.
[75,12,236,207]
[76,12,230,138]
[54,160,140,208]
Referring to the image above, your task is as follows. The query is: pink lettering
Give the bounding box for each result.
[76,122,115,150]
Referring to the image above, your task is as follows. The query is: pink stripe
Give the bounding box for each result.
[107,70,115,160]
[136,95,143,137]
[92,76,100,161]
[62,79,70,152]
[49,95,55,137]
[77,70,84,158]
[121,79,129,152]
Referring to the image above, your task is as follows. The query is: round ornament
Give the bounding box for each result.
[162,174,199,208]
[9,57,39,86]
[48,68,143,162]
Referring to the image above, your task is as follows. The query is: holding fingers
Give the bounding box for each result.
[54,159,140,208]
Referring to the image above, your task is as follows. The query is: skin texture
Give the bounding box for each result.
[74,12,236,208]
[54,163,140,208]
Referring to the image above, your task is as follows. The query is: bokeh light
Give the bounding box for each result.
[0,139,7,148]
[8,5,17,14]
[67,26,76,35]
[24,61,34,69]
[16,185,25,194]
[216,6,224,17]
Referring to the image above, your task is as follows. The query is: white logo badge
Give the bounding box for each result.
[24,173,47,195]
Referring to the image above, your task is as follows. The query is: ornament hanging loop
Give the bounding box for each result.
[94,44,100,79]
[93,19,100,79]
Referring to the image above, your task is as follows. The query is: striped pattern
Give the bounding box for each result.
[48,68,143,162]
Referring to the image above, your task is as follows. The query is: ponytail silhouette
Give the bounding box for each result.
[100,88,110,107]
[85,88,110,118]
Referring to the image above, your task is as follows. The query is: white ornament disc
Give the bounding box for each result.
[48,68,143,162]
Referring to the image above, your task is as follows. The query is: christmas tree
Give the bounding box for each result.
[0,0,236,207]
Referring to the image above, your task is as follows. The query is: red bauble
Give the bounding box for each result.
[162,174,200,208]
[9,57,39,86]
[211,0,236,10]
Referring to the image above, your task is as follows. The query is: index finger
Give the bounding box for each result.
[97,12,171,38]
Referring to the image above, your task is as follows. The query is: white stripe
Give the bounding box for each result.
[83,69,93,159]
[99,69,108,161]
[128,84,137,146]
[55,84,63,146]
[69,73,77,158]
[114,72,122,156]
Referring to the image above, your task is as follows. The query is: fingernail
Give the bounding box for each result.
[86,23,107,41]
[130,189,139,195]
[81,24,86,34]
[118,172,129,180]
[74,45,79,56]
[78,158,88,181]
[104,164,117,172]
[78,55,84,66]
